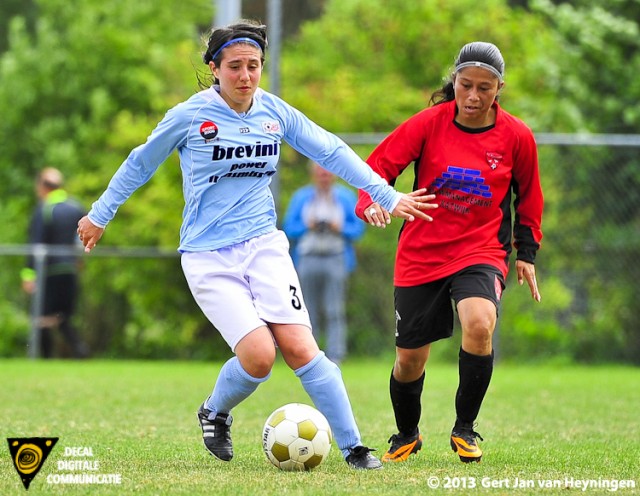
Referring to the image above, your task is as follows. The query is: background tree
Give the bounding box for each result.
[0,0,636,362]
[526,0,640,362]
[0,0,224,359]
[0,0,36,54]
[277,0,583,361]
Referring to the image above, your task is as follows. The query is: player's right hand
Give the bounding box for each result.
[77,216,104,253]
[366,189,438,227]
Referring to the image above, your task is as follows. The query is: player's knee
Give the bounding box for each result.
[394,349,428,381]
[463,314,495,342]
[282,343,319,370]
[240,348,276,378]
[461,315,495,354]
[248,357,275,379]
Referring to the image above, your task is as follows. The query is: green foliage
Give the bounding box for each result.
[0,0,637,362]
[525,1,640,361]
[281,0,571,132]
[277,0,562,361]
[0,252,31,357]
[531,0,640,132]
[279,0,639,364]
[498,272,573,362]
[0,0,223,360]
[0,295,30,357]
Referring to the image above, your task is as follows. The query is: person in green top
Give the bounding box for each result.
[22,168,89,358]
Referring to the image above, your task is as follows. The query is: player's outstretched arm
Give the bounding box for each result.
[77,216,105,253]
[365,189,438,228]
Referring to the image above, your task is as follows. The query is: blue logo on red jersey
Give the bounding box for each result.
[433,166,492,199]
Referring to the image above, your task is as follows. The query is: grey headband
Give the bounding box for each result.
[456,61,503,81]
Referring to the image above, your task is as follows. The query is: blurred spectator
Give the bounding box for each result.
[283,162,365,364]
[22,168,89,358]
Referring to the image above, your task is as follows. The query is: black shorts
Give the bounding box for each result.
[394,264,504,349]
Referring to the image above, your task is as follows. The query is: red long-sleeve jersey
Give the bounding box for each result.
[356,100,543,286]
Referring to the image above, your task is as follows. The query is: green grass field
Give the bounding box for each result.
[1,358,638,495]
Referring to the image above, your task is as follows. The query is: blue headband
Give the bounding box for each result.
[211,37,262,63]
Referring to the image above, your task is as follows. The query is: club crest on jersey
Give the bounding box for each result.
[486,151,503,170]
[200,121,219,141]
[261,120,280,134]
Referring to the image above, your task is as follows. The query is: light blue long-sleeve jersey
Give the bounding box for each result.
[88,87,400,252]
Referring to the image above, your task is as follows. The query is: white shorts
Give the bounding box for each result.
[181,230,311,351]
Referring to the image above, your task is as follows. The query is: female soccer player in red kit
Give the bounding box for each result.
[357,41,543,463]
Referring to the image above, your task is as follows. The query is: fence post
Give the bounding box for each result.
[29,244,47,359]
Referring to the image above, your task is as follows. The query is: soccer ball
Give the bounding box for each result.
[262,403,332,471]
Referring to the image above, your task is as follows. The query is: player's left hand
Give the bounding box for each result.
[516,259,541,302]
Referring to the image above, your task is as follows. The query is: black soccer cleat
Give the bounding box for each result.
[345,446,383,470]
[197,402,233,461]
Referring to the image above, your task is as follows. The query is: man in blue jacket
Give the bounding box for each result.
[284,162,365,364]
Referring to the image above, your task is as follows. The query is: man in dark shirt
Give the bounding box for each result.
[22,168,89,358]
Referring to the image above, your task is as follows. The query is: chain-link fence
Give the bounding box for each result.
[1,134,638,362]
[342,133,640,364]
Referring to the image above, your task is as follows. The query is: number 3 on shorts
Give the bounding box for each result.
[289,285,302,310]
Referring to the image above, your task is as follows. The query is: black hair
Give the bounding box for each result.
[197,19,268,89]
[429,41,504,106]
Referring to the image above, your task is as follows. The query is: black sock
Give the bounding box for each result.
[455,348,494,427]
[390,369,425,437]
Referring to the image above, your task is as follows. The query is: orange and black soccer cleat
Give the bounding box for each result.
[381,431,423,462]
[450,424,483,463]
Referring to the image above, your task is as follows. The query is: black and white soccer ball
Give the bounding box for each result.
[262,403,332,471]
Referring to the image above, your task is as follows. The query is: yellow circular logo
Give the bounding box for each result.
[15,443,43,475]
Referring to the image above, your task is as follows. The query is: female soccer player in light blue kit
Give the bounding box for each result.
[77,20,436,470]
